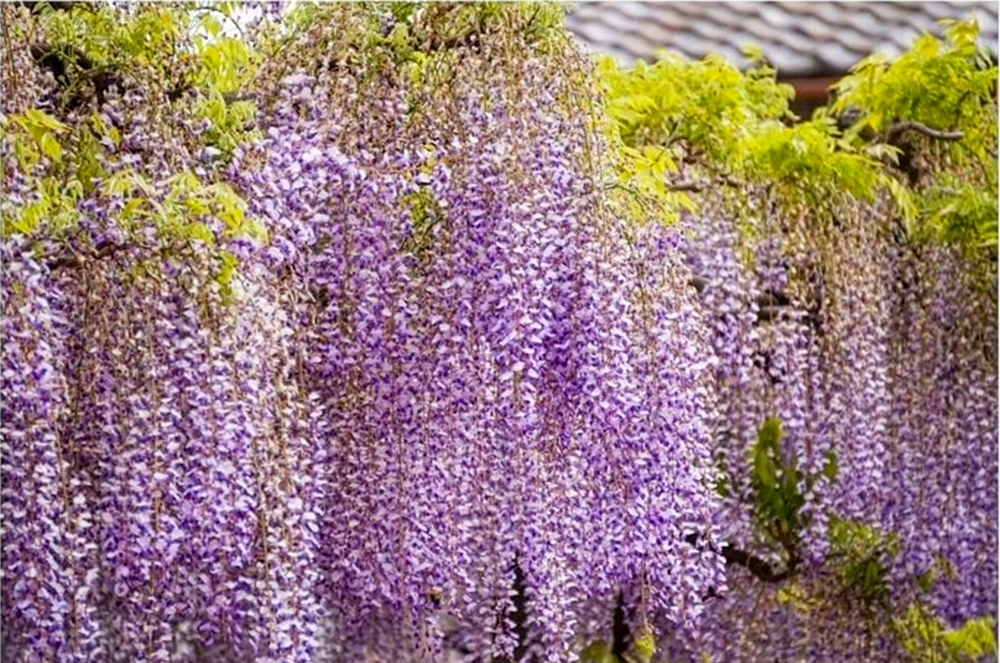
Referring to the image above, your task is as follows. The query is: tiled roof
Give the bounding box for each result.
[565,2,999,78]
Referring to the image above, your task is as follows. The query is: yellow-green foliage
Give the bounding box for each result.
[733,116,884,202]
[827,517,900,606]
[595,19,997,661]
[830,19,997,248]
[597,47,890,217]
[895,603,998,663]
[579,624,656,663]
[598,49,793,161]
[831,21,994,140]
[2,110,78,236]
[599,19,997,253]
[2,3,267,299]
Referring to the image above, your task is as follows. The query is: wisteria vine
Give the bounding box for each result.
[1,3,996,663]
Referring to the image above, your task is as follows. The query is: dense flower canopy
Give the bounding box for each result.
[1,3,996,663]
[673,195,997,662]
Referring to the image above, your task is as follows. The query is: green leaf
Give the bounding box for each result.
[884,176,918,228]
[916,564,937,592]
[39,132,62,162]
[23,108,69,133]
[631,628,656,663]
[200,12,222,38]
[185,221,215,245]
[754,443,777,491]
[822,450,838,481]
[758,417,783,448]
[580,640,616,663]
[942,616,998,659]
[740,42,767,67]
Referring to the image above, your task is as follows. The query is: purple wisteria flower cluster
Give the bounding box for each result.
[231,19,726,657]
[3,4,727,661]
[673,194,997,661]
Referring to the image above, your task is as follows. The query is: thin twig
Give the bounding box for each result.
[668,180,706,192]
[45,240,129,270]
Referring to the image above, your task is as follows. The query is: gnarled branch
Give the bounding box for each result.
[45,241,128,270]
[885,120,964,144]
[685,532,799,585]
[721,545,797,583]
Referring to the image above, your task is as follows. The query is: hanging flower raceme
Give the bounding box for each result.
[1,240,102,663]
[674,190,996,662]
[228,7,727,658]
[881,243,998,625]
[58,246,325,662]
[2,4,323,660]
[2,239,326,662]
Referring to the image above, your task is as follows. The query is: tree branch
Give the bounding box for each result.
[611,590,631,660]
[721,545,797,583]
[45,240,129,270]
[688,275,707,294]
[685,532,798,584]
[667,174,741,192]
[885,120,964,144]
[667,179,706,192]
[18,1,93,13]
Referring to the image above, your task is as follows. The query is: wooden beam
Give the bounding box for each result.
[781,75,840,101]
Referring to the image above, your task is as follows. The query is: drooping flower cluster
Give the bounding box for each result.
[881,242,997,625]
[1,240,103,663]
[2,241,327,662]
[232,13,726,656]
[2,4,725,661]
[673,190,997,661]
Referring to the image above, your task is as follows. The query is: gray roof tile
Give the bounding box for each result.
[565,2,1000,77]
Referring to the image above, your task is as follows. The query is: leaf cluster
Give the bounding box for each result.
[598,19,997,255]
[579,625,656,663]
[598,49,793,163]
[894,603,998,663]
[3,3,270,298]
[831,19,998,249]
[826,516,899,607]
[748,417,835,561]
